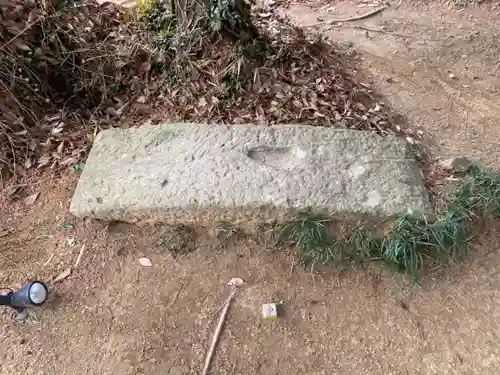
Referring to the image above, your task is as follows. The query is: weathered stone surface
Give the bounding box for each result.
[70,124,432,223]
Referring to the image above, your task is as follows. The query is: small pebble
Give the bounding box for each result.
[439,157,473,173]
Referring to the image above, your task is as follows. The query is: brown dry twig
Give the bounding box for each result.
[305,5,389,27]
[169,282,184,308]
[202,278,244,375]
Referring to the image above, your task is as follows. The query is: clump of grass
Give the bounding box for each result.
[275,213,335,266]
[213,221,244,246]
[447,166,500,217]
[274,213,376,269]
[379,216,427,280]
[255,221,282,248]
[158,224,196,257]
[270,167,500,281]
[275,213,330,251]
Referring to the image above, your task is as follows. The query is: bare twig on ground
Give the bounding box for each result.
[306,5,389,27]
[202,278,244,375]
[42,254,54,267]
[0,17,44,52]
[349,25,414,39]
[74,244,86,268]
[169,282,184,308]
[289,257,296,278]
[202,288,235,375]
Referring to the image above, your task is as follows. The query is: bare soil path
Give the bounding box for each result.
[285,0,500,167]
[2,1,500,375]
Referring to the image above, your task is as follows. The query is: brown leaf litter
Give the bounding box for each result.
[0,0,413,185]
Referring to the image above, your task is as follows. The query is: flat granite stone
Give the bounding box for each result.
[69,124,432,224]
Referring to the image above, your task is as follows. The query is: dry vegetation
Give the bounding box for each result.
[0,0,412,182]
[0,0,160,179]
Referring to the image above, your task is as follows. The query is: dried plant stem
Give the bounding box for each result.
[0,17,43,51]
[306,5,388,27]
[74,244,86,268]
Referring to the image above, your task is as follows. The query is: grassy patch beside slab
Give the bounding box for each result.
[272,166,500,281]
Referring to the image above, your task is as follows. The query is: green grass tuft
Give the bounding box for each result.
[275,213,337,266]
[271,167,500,281]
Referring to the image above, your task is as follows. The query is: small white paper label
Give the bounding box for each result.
[262,303,278,319]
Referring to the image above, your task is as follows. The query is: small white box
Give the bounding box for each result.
[262,303,278,319]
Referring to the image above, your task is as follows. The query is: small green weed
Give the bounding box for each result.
[275,213,330,250]
[275,213,341,267]
[137,0,176,33]
[68,162,85,175]
[207,0,255,35]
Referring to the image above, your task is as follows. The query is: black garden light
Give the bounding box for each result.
[0,281,48,312]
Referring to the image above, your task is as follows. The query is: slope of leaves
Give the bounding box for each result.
[152,10,396,132]
[0,0,157,178]
[0,0,406,182]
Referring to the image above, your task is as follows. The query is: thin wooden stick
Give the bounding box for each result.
[306,5,388,27]
[202,288,236,375]
[209,289,236,324]
[74,244,86,268]
[0,17,43,51]
[169,282,184,308]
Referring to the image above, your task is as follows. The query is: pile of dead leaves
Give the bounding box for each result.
[144,8,402,135]
[0,0,411,184]
[0,0,160,179]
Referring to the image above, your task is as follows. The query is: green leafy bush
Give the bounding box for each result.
[136,0,176,33]
[207,0,255,36]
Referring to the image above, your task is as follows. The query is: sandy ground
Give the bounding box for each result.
[2,1,500,374]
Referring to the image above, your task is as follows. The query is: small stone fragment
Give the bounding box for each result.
[439,157,473,173]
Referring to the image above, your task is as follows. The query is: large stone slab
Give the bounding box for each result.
[70,124,431,223]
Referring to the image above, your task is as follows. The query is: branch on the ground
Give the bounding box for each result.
[305,5,389,27]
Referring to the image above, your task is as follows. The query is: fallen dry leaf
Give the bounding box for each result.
[228,277,245,287]
[24,192,39,205]
[53,267,72,283]
[138,257,153,267]
[139,61,152,74]
[57,141,65,154]
[198,97,208,107]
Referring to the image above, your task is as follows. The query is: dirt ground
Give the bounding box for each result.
[2,1,500,374]
[285,0,500,166]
